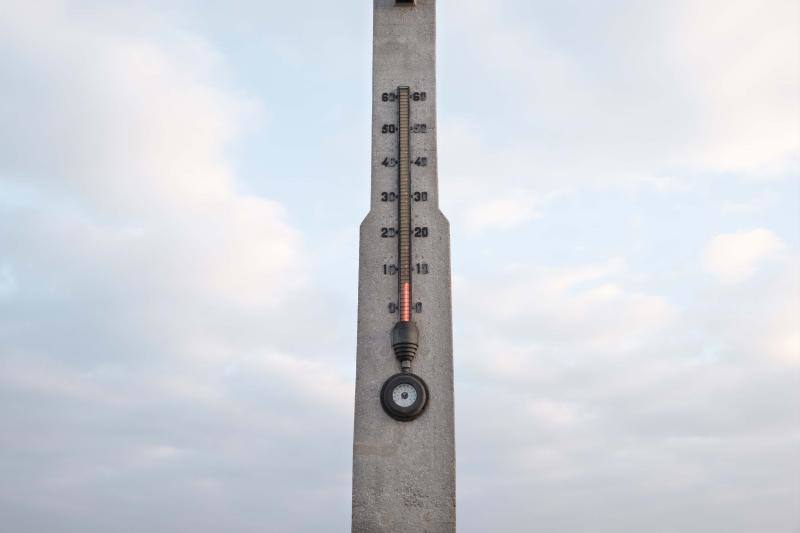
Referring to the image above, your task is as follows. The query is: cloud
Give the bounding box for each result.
[454,246,799,530]
[676,0,800,173]
[527,398,581,427]
[762,297,800,366]
[439,0,799,232]
[454,257,677,402]
[697,250,800,367]
[702,228,786,283]
[463,189,542,232]
[1,3,256,211]
[0,3,352,531]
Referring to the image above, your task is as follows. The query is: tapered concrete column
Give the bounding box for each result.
[352,1,455,531]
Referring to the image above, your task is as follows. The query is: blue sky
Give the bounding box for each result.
[0,1,798,531]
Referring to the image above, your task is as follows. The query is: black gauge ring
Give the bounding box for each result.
[380,373,429,421]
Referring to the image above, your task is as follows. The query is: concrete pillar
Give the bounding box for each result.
[352,1,455,531]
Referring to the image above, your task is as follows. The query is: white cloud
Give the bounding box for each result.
[457,257,676,385]
[527,398,580,427]
[439,0,799,232]
[464,189,541,232]
[541,257,627,292]
[762,298,800,366]
[0,4,352,531]
[455,251,799,531]
[677,0,800,173]
[0,1,311,307]
[702,228,786,283]
[698,254,800,367]
[1,4,254,211]
[258,353,353,414]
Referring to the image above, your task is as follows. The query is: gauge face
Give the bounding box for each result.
[392,383,417,407]
[381,373,428,421]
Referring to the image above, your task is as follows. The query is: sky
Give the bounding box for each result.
[0,0,798,531]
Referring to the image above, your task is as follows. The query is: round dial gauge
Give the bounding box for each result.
[392,383,417,407]
[380,373,428,421]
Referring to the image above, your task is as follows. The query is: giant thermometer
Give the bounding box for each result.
[352,1,455,531]
[379,86,430,422]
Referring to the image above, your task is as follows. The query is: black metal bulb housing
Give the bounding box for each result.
[380,372,429,421]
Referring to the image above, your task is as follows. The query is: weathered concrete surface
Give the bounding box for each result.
[352,1,455,531]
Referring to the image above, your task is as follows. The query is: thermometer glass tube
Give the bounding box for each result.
[397,86,412,323]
